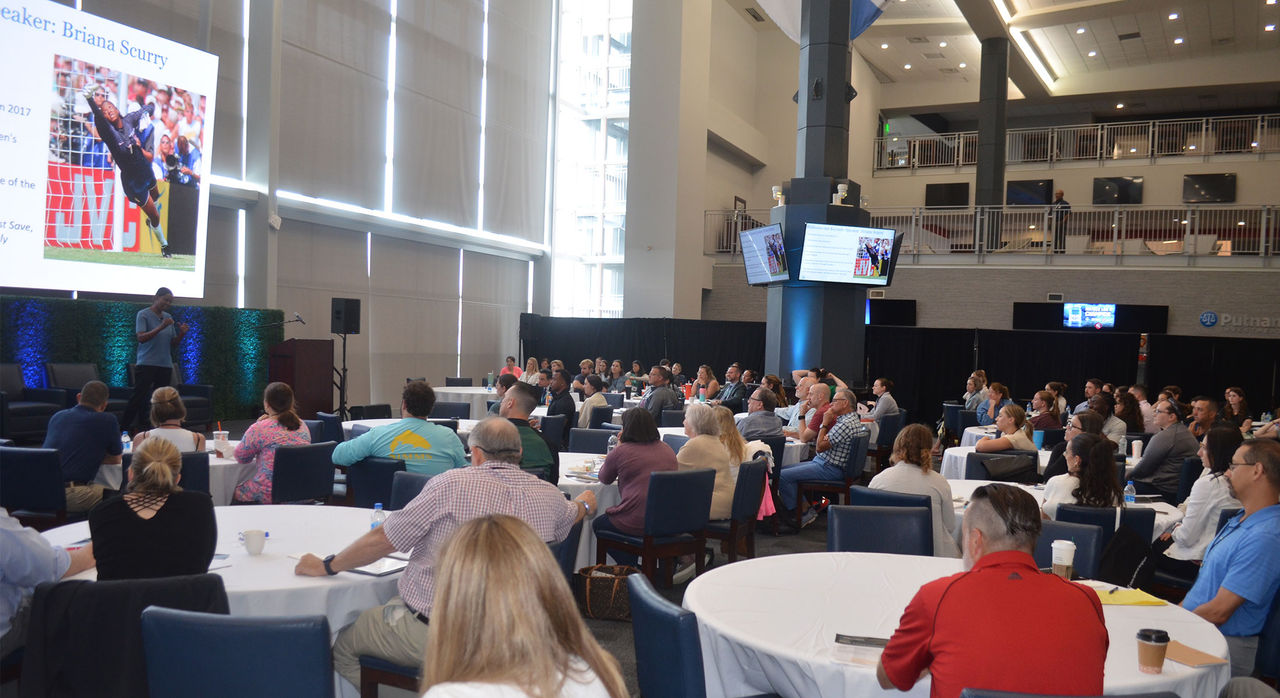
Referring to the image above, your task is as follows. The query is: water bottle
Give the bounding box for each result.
[121,431,131,453]
[1123,481,1136,505]
[607,434,618,454]
[486,371,495,391]
[1263,411,1274,424]
[698,386,707,403]
[370,503,387,529]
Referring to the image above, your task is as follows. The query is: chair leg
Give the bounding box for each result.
[596,540,609,565]
[725,522,739,563]
[745,527,756,558]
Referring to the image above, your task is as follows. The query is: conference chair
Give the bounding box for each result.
[547,518,584,582]
[315,411,344,443]
[706,458,768,562]
[795,433,871,528]
[141,607,333,698]
[0,446,69,530]
[43,362,130,418]
[662,433,689,453]
[1126,432,1154,450]
[827,505,931,556]
[358,656,419,697]
[389,470,433,510]
[485,399,499,413]
[587,404,614,430]
[303,419,324,442]
[349,424,372,439]
[942,403,965,446]
[1039,428,1066,449]
[1174,457,1204,506]
[270,441,339,504]
[660,409,686,428]
[119,451,210,497]
[567,428,613,454]
[0,363,63,442]
[539,414,567,452]
[1055,505,1156,553]
[430,401,470,419]
[1033,520,1104,580]
[444,376,474,387]
[346,457,406,509]
[1219,507,1242,533]
[349,404,392,420]
[126,362,214,431]
[958,409,979,431]
[759,435,786,471]
[964,450,1040,482]
[595,469,716,588]
[602,392,624,408]
[1256,582,1280,683]
[868,412,906,473]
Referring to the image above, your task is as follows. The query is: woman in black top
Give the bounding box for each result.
[90,437,217,580]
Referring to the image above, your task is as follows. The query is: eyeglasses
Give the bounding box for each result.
[1228,460,1253,470]
[831,397,851,404]
[1066,422,1081,430]
[748,397,762,403]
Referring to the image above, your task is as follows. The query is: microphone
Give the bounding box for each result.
[294,312,306,325]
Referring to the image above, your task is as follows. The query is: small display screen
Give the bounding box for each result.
[1063,303,1116,329]
[739,223,789,285]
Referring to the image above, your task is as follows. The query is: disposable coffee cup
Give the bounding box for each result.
[1136,628,1169,674]
[1132,439,1143,460]
[239,529,267,556]
[1050,539,1076,580]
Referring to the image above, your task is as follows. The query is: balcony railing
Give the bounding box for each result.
[706,209,773,254]
[875,114,1280,171]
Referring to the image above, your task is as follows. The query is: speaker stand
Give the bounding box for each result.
[332,332,350,420]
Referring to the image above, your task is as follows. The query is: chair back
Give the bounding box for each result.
[1218,507,1242,533]
[1055,505,1156,552]
[303,419,324,442]
[431,401,470,420]
[539,414,567,451]
[270,441,339,504]
[567,428,613,454]
[828,505,931,555]
[44,362,100,389]
[350,404,393,420]
[876,413,905,448]
[444,376,473,387]
[942,403,964,436]
[0,447,66,514]
[627,574,707,698]
[547,518,584,583]
[846,432,872,479]
[642,469,716,538]
[315,412,344,443]
[602,392,624,408]
[964,450,1039,482]
[141,607,333,698]
[758,435,786,469]
[1257,579,1280,682]
[428,419,459,432]
[958,410,979,430]
[587,405,614,430]
[660,409,686,428]
[347,457,407,509]
[661,433,689,453]
[179,452,211,496]
[0,363,26,393]
[1039,428,1065,449]
[350,424,372,439]
[1034,519,1105,580]
[848,485,931,509]
[390,470,433,510]
[726,458,768,524]
[1174,457,1204,506]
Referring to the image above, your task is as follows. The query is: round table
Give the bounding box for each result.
[684,552,1230,698]
[431,386,503,419]
[556,452,622,570]
[94,441,257,506]
[941,445,1052,480]
[961,425,997,447]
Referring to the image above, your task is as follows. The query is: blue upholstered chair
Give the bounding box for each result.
[270,441,338,504]
[870,412,907,472]
[964,450,1040,481]
[1256,581,1280,682]
[1055,505,1156,553]
[587,405,615,430]
[848,485,932,510]
[1034,519,1105,580]
[601,392,624,408]
[315,411,345,443]
[141,607,333,698]
[346,457,406,509]
[595,469,716,587]
[827,505,931,556]
[706,458,768,562]
[661,409,686,428]
[958,409,979,431]
[303,419,324,442]
[567,428,614,454]
[350,424,372,439]
[431,401,470,419]
[942,403,965,443]
[443,376,473,387]
[350,404,392,420]
[120,451,210,497]
[794,433,871,528]
[0,363,63,442]
[662,433,689,453]
[1174,457,1204,506]
[358,655,419,697]
[547,518,584,582]
[389,470,433,510]
[1039,428,1066,449]
[539,414,567,452]
[0,446,68,529]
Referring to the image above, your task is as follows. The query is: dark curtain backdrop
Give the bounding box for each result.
[1146,334,1280,414]
[867,326,975,427]
[975,329,1141,409]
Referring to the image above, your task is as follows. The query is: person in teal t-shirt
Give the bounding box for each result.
[332,382,467,476]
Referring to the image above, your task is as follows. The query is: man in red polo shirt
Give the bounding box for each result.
[876,484,1109,698]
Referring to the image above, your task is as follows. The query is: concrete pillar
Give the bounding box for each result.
[975,37,1008,252]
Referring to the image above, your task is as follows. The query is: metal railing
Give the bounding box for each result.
[706,209,772,254]
[876,114,1280,170]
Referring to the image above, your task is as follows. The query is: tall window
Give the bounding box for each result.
[550,0,631,318]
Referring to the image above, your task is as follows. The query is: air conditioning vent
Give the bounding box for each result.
[1047,292,1064,302]
[923,52,946,59]
[907,36,930,43]
[869,289,887,299]
[939,67,959,73]
[1215,37,1234,46]
[745,7,765,22]
[1118,32,1142,41]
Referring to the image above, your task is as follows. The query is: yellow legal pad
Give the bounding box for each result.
[1091,587,1167,606]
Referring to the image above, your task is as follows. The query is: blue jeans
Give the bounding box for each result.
[778,459,843,510]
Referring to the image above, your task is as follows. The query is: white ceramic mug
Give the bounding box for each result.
[239,529,267,555]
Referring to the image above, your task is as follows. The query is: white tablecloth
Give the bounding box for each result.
[432,386,506,419]
[556,452,621,570]
[946,480,1184,542]
[94,442,258,506]
[941,445,1052,480]
[684,552,1229,698]
[961,425,997,446]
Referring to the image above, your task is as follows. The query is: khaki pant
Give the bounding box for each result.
[65,484,105,513]
[332,596,430,688]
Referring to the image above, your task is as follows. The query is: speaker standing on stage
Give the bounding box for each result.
[122,287,189,433]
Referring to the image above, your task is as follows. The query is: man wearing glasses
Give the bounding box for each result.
[777,388,868,529]
[1182,439,1280,677]
[1129,400,1198,503]
[738,389,783,440]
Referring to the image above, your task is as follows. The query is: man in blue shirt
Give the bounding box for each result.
[42,381,123,512]
[1181,439,1280,677]
[778,388,869,528]
[121,287,188,433]
[1,509,97,658]
[332,381,467,477]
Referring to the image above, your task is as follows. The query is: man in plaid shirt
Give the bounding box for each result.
[777,387,869,529]
[296,417,597,687]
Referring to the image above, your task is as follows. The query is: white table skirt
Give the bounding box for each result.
[684,552,1229,698]
[941,445,1052,480]
[94,442,257,506]
[961,425,997,446]
[557,452,622,570]
[432,386,506,419]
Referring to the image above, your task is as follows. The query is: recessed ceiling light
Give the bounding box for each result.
[1267,24,1277,31]
[1076,27,1086,34]
[903,64,912,69]
[1174,37,1184,44]
[958,62,967,68]
[1116,103,1125,109]
[1088,50,1097,57]
[1168,12,1179,20]
[881,43,889,49]
[938,41,948,47]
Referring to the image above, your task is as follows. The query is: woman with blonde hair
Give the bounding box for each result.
[868,424,959,557]
[974,404,1036,452]
[521,357,541,384]
[132,386,205,452]
[712,405,748,466]
[89,436,216,580]
[419,515,627,698]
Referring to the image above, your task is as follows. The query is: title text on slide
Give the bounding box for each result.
[1,6,169,69]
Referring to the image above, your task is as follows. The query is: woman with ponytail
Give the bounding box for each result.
[89,436,216,580]
[1041,433,1122,519]
[974,404,1037,452]
[233,382,311,503]
[869,424,960,557]
[132,386,205,452]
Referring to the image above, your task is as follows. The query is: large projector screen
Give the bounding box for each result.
[0,1,218,297]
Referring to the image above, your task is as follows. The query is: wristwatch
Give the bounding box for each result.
[579,499,592,516]
[322,554,338,576]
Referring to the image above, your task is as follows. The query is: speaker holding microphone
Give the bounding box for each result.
[331,298,361,335]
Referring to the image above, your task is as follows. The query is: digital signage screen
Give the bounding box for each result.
[739,223,788,285]
[1063,303,1116,329]
[798,223,903,287]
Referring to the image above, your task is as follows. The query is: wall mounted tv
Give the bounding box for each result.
[738,223,789,285]
[1182,173,1237,203]
[1006,179,1053,205]
[1013,302,1169,333]
[1092,176,1144,205]
[925,182,970,208]
[1063,303,1115,329]
[798,224,904,287]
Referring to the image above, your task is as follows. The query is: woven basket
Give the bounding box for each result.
[573,564,641,621]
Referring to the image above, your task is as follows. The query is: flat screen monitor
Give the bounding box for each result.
[798,223,903,287]
[1006,179,1053,205]
[739,223,788,285]
[1092,176,1144,205]
[924,182,969,208]
[0,2,219,297]
[1182,173,1237,203]
[1063,303,1116,329]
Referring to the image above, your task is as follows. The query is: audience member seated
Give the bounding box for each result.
[1163,385,1191,420]
[975,382,1013,427]
[1088,392,1127,455]
[1152,426,1243,581]
[1190,395,1226,441]
[1221,387,1254,434]
[1041,410,1105,482]
[690,364,721,402]
[577,375,609,429]
[1130,400,1199,502]
[1181,439,1280,678]
[639,365,682,424]
[877,483,1107,697]
[1256,416,1280,441]
[865,377,900,425]
[1027,390,1061,431]
[669,361,687,386]
[42,380,123,513]
[519,357,541,385]
[778,375,815,428]
[1041,433,1122,519]
[784,381,831,445]
[131,386,205,453]
[295,417,595,689]
[498,355,523,379]
[594,357,609,381]
[488,373,519,415]
[499,382,555,475]
[738,388,783,440]
[571,359,595,393]
[762,374,789,407]
[1045,380,1069,417]
[418,514,628,698]
[778,388,867,529]
[89,437,216,580]
[974,404,1036,453]
[332,381,467,476]
[545,370,577,444]
[232,382,312,504]
[962,376,984,411]
[536,369,553,402]
[605,360,628,393]
[678,403,735,522]
[1113,391,1145,434]
[741,369,758,386]
[624,360,648,394]
[791,367,849,391]
[593,409,678,566]
[0,509,96,659]
[1130,384,1158,433]
[711,363,748,413]
[1074,377,1104,414]
[868,424,959,557]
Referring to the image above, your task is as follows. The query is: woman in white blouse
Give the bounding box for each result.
[1042,433,1123,519]
[576,375,608,429]
[974,404,1037,453]
[1152,426,1243,579]
[132,386,204,452]
[418,515,627,698]
[520,357,541,385]
[868,424,959,557]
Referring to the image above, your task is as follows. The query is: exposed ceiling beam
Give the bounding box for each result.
[952,0,1051,98]
[1007,0,1171,31]
[857,17,974,38]
[1052,51,1280,96]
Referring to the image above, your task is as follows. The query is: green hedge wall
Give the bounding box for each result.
[1,295,283,420]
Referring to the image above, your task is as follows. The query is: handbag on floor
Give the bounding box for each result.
[573,564,641,621]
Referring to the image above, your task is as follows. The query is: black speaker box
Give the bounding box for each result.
[331,298,360,334]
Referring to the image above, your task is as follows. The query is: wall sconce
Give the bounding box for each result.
[833,183,849,205]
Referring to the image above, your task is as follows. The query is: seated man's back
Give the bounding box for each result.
[331,417,466,476]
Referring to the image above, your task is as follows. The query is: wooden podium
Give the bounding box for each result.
[268,338,333,418]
